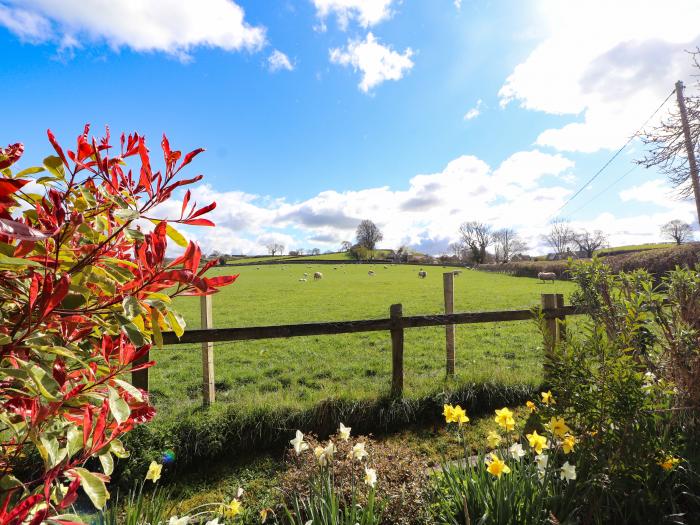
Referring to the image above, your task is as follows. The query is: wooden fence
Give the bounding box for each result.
[132,272,579,405]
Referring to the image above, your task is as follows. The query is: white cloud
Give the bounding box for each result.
[267,49,294,72]
[0,0,266,59]
[454,0,462,10]
[499,0,700,153]
[463,99,483,120]
[330,32,414,92]
[312,0,395,30]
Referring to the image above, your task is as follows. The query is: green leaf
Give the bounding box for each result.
[0,253,42,269]
[43,156,65,179]
[72,467,109,509]
[113,378,144,402]
[26,364,60,401]
[15,166,45,177]
[114,208,140,222]
[99,451,114,476]
[166,309,186,338]
[122,296,142,320]
[115,314,146,347]
[108,386,130,425]
[0,334,11,345]
[109,439,130,459]
[125,228,145,241]
[151,308,164,349]
[60,293,86,310]
[67,427,83,457]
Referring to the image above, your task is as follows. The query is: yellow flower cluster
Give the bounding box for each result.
[443,404,469,425]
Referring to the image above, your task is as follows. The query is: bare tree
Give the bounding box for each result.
[340,241,352,252]
[448,242,464,259]
[356,220,383,250]
[542,219,575,258]
[266,242,285,256]
[638,51,700,199]
[573,229,608,258]
[493,229,528,263]
[661,220,693,244]
[310,248,321,255]
[458,221,492,264]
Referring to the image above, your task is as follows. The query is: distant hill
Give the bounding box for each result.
[595,242,676,257]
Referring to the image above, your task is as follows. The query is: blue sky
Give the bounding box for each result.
[1,0,699,255]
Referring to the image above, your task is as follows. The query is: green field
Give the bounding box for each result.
[149,264,575,421]
[595,242,675,256]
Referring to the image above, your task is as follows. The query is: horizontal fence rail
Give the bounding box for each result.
[133,277,582,403]
[160,306,579,345]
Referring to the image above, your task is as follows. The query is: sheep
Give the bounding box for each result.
[303,272,308,277]
[368,270,375,276]
[383,265,388,269]
[298,278,307,282]
[538,271,557,283]
[314,271,323,280]
[453,270,462,277]
[418,270,427,279]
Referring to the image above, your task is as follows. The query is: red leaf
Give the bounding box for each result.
[28,273,40,309]
[204,275,239,288]
[82,405,92,446]
[182,218,215,227]
[0,218,53,241]
[43,275,70,317]
[0,178,28,198]
[138,137,153,196]
[47,130,68,166]
[0,142,24,170]
[177,147,204,171]
[188,201,216,220]
[181,189,191,219]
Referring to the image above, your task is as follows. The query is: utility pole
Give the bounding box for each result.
[675,80,700,228]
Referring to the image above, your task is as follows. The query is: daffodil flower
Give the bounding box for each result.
[560,461,576,481]
[146,461,162,483]
[535,453,548,471]
[541,391,555,405]
[315,441,336,466]
[549,417,571,438]
[494,408,515,431]
[509,442,526,460]
[290,430,309,455]
[338,423,351,441]
[526,401,536,413]
[562,434,575,454]
[169,517,189,525]
[485,454,511,478]
[222,499,242,518]
[659,456,681,471]
[364,467,377,487]
[526,430,549,455]
[205,519,220,525]
[452,405,469,425]
[486,431,502,448]
[350,442,368,461]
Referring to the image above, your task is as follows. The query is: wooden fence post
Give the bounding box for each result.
[201,294,215,406]
[555,293,566,342]
[131,352,149,392]
[541,293,560,355]
[390,303,404,397]
[443,272,455,377]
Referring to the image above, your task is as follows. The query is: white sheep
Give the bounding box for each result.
[298,278,307,282]
[418,270,427,279]
[314,271,323,280]
[368,270,375,276]
[538,271,557,283]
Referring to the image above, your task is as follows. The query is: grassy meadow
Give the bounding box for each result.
[149,264,576,421]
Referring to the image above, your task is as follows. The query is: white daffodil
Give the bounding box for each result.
[205,519,220,525]
[290,430,309,455]
[535,453,549,471]
[315,441,336,466]
[350,442,368,461]
[339,423,351,441]
[560,461,577,481]
[168,517,189,525]
[509,443,526,460]
[364,467,377,488]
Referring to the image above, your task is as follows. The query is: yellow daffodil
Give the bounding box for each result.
[443,404,455,423]
[659,456,681,471]
[485,454,511,478]
[486,431,502,448]
[364,467,377,487]
[223,499,242,518]
[541,391,555,405]
[526,401,536,413]
[562,434,576,454]
[526,430,549,455]
[338,423,351,441]
[494,407,515,431]
[549,417,571,438]
[452,405,469,425]
[145,461,162,483]
[260,508,271,523]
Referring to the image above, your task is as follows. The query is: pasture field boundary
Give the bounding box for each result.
[222,259,467,268]
[132,273,579,404]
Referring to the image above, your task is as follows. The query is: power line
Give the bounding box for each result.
[548,88,675,221]
[565,163,638,217]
